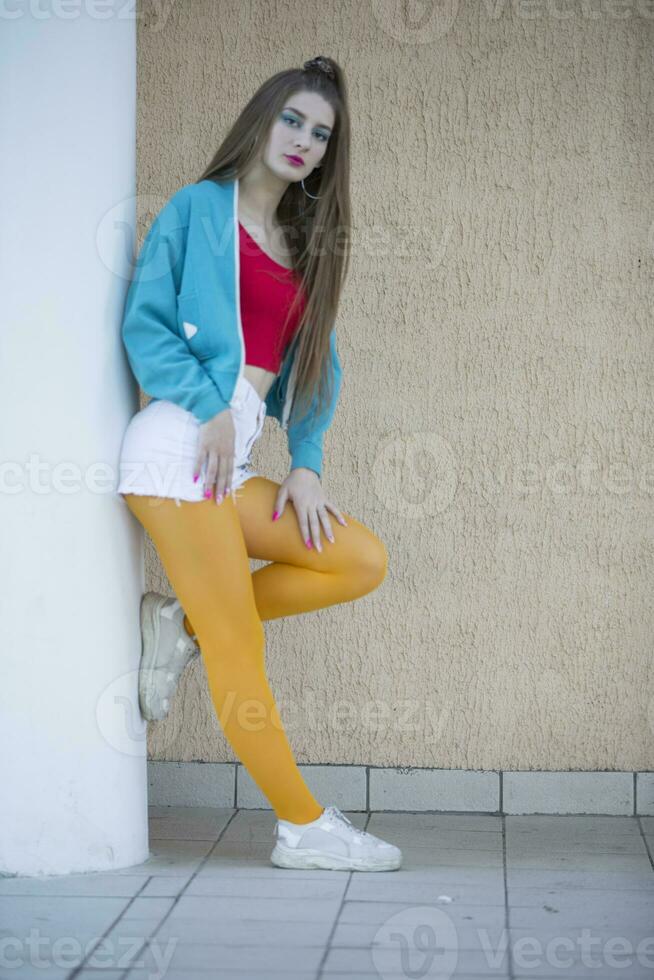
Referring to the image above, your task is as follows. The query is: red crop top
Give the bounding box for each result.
[238,222,306,374]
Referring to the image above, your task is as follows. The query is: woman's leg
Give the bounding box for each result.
[230,475,388,622]
[123,492,325,824]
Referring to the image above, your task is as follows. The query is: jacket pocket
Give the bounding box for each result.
[177,291,218,361]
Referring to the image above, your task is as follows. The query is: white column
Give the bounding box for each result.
[0,2,148,875]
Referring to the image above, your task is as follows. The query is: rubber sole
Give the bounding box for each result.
[138,592,168,721]
[270,842,402,872]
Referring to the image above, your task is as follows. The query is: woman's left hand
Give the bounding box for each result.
[272,467,348,552]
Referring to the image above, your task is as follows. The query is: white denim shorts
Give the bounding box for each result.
[117,375,267,505]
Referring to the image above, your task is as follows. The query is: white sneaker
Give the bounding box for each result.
[270,805,402,871]
[138,592,200,721]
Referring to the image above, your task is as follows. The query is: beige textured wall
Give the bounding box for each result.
[135,0,654,771]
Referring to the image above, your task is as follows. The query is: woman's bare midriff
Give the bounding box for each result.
[243,363,278,403]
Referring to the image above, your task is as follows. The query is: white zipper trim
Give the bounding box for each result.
[281,351,298,431]
[231,178,245,408]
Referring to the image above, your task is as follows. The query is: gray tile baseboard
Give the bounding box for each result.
[148,763,654,815]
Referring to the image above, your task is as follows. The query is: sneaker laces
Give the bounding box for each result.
[324,805,368,837]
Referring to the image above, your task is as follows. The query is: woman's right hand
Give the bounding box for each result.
[194,408,236,502]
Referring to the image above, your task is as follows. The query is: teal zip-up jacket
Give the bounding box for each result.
[120,176,342,479]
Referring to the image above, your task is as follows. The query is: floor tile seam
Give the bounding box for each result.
[635,816,654,874]
[501,813,515,980]
[314,810,375,980]
[120,809,241,980]
[65,875,155,980]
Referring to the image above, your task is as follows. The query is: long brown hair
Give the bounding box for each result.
[196,56,351,428]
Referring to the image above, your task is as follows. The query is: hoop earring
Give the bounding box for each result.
[301,178,321,200]
[301,164,323,200]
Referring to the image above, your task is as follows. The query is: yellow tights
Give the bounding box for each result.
[123,476,388,824]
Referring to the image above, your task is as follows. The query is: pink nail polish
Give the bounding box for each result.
[193,473,199,483]
[204,489,211,499]
[306,538,312,548]
[272,511,279,521]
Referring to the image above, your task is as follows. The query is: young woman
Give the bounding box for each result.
[117,56,402,872]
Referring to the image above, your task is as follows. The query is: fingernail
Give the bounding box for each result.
[340,519,348,526]
[216,493,223,504]
[272,511,279,521]
[328,535,335,543]
[306,538,312,548]
[204,489,211,499]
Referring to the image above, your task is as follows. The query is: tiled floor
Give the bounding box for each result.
[1,809,653,980]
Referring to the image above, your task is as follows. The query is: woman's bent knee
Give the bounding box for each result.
[355,531,388,595]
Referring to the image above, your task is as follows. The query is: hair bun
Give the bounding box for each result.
[303,56,336,82]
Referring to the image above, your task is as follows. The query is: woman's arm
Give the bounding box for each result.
[121,203,228,423]
[286,327,342,479]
